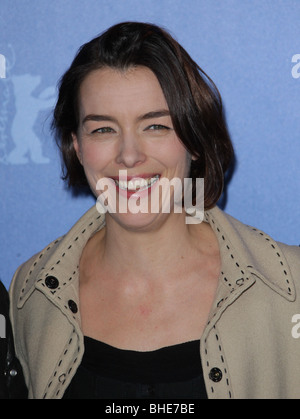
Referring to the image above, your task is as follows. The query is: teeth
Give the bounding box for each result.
[115,175,159,191]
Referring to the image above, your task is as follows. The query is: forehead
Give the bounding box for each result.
[78,66,168,114]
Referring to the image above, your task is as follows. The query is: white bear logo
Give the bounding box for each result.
[3,74,55,164]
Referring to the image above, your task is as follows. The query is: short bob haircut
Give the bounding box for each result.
[52,21,234,210]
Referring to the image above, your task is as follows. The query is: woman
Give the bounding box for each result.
[9,22,300,399]
[0,280,27,398]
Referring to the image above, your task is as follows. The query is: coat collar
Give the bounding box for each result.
[206,206,295,303]
[16,205,296,318]
[16,206,105,313]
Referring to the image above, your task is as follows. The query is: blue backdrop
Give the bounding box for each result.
[0,0,299,289]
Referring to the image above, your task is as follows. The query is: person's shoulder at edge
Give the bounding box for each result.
[0,280,28,398]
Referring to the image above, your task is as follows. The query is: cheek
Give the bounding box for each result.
[80,142,112,169]
[160,140,190,174]
[78,144,111,194]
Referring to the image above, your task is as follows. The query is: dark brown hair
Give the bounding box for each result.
[52,21,234,209]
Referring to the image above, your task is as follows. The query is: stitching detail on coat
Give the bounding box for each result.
[205,211,293,297]
[250,228,293,296]
[19,213,104,305]
[205,214,248,290]
[18,238,62,304]
[203,326,232,399]
[42,329,81,399]
[41,215,103,295]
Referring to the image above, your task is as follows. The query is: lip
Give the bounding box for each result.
[110,173,161,199]
[109,173,160,181]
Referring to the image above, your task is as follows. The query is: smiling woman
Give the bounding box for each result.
[72,66,191,229]
[53,22,233,210]
[9,22,300,400]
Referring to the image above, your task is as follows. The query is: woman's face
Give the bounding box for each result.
[73,66,191,230]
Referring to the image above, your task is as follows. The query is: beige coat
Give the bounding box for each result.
[9,205,300,399]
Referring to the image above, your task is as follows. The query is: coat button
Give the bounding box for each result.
[68,300,78,314]
[45,276,59,289]
[209,367,223,382]
[9,369,18,377]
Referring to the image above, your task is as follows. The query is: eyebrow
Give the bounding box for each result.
[137,110,170,121]
[82,109,170,125]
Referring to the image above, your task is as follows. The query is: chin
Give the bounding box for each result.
[106,210,167,233]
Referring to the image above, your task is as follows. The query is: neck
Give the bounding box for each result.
[101,212,196,278]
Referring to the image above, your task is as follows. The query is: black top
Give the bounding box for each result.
[63,336,207,399]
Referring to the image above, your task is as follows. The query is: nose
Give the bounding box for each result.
[115,131,146,168]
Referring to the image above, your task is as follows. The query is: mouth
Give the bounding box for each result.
[113,174,160,193]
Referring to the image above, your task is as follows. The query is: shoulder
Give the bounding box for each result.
[8,206,105,398]
[206,206,300,300]
[9,236,64,309]
[208,205,300,259]
[0,282,28,399]
[276,241,300,277]
[223,209,300,263]
[9,205,105,308]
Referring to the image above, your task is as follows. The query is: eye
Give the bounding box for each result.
[91,127,115,134]
[146,124,171,131]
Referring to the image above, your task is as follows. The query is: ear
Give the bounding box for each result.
[72,132,83,165]
[188,152,197,162]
